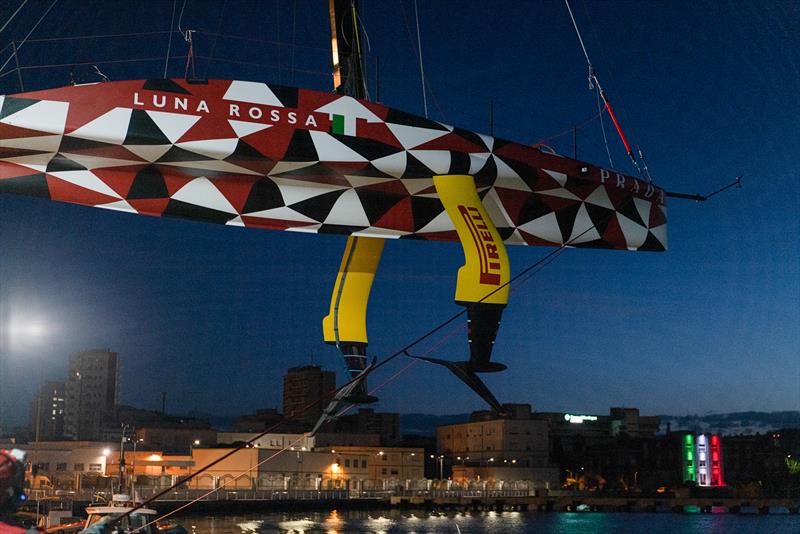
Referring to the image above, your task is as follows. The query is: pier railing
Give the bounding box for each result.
[66,487,532,503]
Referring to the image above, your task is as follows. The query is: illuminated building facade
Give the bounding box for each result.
[681,433,696,483]
[685,433,725,487]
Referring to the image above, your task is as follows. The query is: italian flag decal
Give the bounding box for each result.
[331,114,345,135]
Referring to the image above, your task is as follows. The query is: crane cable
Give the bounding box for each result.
[564,0,647,179]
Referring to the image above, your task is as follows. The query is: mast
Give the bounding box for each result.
[329,0,367,99]
[320,0,383,409]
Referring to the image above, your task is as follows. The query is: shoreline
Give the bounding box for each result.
[123,497,800,516]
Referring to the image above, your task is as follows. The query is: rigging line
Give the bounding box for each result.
[202,0,226,78]
[139,328,456,532]
[290,0,297,84]
[596,87,614,168]
[116,187,646,525]
[564,0,592,70]
[23,30,172,43]
[275,0,281,83]
[413,0,428,118]
[177,0,189,37]
[117,312,462,524]
[534,111,602,144]
[351,1,369,100]
[164,0,177,78]
[0,0,58,76]
[131,434,311,534]
[0,0,29,36]
[197,31,330,52]
[17,55,187,70]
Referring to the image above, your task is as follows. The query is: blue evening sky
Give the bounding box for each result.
[0,1,797,426]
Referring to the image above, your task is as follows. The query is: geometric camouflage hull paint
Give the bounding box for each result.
[0,79,666,251]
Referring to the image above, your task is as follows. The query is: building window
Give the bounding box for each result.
[381,468,387,475]
[89,463,102,472]
[344,459,350,468]
[38,462,49,472]
[361,460,367,468]
[56,463,67,471]
[74,464,84,471]
[391,469,398,475]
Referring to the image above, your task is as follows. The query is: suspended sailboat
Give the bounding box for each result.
[0,1,672,417]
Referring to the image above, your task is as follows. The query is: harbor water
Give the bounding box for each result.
[181,509,799,533]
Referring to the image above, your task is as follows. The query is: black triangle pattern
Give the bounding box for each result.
[288,189,345,222]
[242,178,284,213]
[410,196,444,231]
[404,152,433,178]
[282,129,318,162]
[124,110,171,145]
[59,136,119,153]
[583,202,616,236]
[517,195,552,226]
[474,156,497,189]
[225,139,269,163]
[554,203,582,243]
[449,151,471,175]
[451,127,488,151]
[615,198,646,228]
[128,166,168,199]
[46,154,87,172]
[0,97,38,121]
[355,187,406,225]
[0,173,50,198]
[334,135,403,161]
[641,231,666,252]
[269,84,299,108]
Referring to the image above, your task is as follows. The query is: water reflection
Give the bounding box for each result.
[179,509,798,534]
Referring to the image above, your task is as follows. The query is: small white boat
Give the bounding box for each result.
[83,494,186,534]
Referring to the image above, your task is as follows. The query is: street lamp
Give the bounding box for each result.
[130,437,143,494]
[429,454,444,480]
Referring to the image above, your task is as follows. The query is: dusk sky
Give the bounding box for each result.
[0,0,797,427]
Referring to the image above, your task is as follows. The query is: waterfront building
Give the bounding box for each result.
[437,404,550,467]
[437,404,556,488]
[64,349,119,441]
[29,380,66,440]
[282,365,336,427]
[535,407,660,440]
[315,446,425,486]
[17,441,114,490]
[189,446,385,490]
